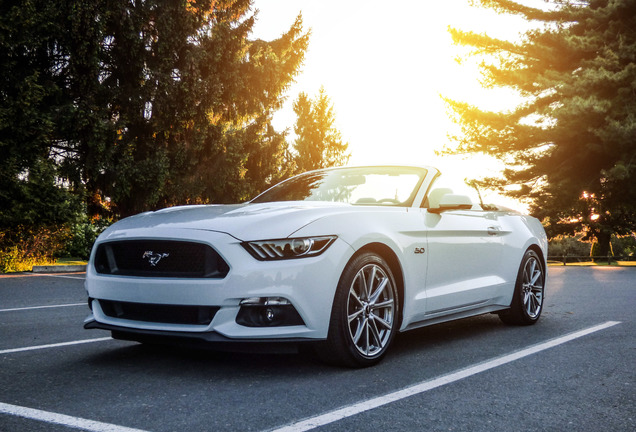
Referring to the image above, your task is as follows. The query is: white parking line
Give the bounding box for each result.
[0,402,149,432]
[0,273,85,280]
[0,302,86,313]
[36,274,85,280]
[0,337,112,355]
[271,321,622,432]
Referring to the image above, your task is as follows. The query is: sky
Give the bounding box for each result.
[250,0,535,208]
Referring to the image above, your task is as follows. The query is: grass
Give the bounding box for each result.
[55,258,88,266]
[0,257,88,274]
[548,260,636,267]
[4,256,634,273]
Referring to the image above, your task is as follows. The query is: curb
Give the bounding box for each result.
[32,265,87,273]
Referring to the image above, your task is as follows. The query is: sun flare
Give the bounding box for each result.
[252,0,533,211]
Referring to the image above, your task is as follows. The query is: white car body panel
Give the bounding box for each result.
[84,165,547,348]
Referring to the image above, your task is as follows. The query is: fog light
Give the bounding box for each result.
[236,297,305,328]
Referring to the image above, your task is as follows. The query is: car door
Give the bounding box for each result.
[422,194,504,316]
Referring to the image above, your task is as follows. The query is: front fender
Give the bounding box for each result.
[292,208,429,329]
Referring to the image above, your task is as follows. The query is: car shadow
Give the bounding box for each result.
[392,313,510,352]
[81,313,516,374]
[82,338,324,376]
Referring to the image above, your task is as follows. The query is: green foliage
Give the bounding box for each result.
[1,0,309,222]
[0,226,69,273]
[62,217,112,260]
[0,160,82,229]
[96,2,309,213]
[293,87,350,172]
[0,217,112,272]
[0,0,83,229]
[592,233,636,257]
[548,232,635,259]
[548,235,591,257]
[446,0,636,253]
[611,234,636,257]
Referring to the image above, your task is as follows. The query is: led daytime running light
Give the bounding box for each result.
[242,236,337,261]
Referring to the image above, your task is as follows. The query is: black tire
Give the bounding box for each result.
[499,249,545,326]
[316,252,399,368]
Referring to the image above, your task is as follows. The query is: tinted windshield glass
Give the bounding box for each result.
[252,167,427,206]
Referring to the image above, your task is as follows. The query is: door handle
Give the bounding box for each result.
[487,226,501,236]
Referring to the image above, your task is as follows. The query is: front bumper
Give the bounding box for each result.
[85,228,352,341]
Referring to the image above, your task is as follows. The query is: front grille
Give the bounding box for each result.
[94,240,229,278]
[99,300,219,325]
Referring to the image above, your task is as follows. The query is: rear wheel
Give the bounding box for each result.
[499,249,545,325]
[317,252,399,367]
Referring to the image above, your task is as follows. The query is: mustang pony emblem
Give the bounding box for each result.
[142,251,170,266]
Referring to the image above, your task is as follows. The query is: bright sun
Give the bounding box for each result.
[251,0,534,211]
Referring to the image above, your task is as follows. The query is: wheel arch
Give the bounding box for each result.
[527,243,547,270]
[352,242,405,328]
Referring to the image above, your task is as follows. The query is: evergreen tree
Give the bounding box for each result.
[94,0,308,213]
[0,0,84,228]
[446,0,636,255]
[293,87,350,172]
[1,0,309,222]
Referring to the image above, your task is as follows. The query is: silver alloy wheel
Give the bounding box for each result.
[347,263,395,357]
[522,256,544,319]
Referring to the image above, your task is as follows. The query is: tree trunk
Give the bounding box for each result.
[595,232,612,259]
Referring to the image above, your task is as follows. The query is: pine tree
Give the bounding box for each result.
[293,87,350,172]
[0,0,83,228]
[93,0,309,213]
[446,0,636,254]
[1,0,309,221]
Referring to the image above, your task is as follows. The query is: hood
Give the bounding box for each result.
[98,201,352,241]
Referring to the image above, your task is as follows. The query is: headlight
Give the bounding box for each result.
[241,236,337,261]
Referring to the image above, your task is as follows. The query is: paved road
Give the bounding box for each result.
[0,267,634,432]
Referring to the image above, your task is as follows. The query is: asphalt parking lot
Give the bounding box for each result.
[0,267,634,432]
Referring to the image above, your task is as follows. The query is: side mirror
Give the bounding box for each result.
[428,194,473,214]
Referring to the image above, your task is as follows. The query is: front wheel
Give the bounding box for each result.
[499,249,545,325]
[317,252,399,367]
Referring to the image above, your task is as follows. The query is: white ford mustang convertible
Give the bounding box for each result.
[85,165,547,367]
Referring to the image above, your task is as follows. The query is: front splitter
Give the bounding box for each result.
[84,319,321,354]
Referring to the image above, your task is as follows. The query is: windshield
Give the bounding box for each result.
[252,166,428,207]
